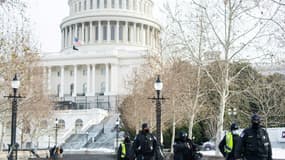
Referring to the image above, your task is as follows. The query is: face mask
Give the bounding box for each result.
[252,122,260,129]
[232,130,239,135]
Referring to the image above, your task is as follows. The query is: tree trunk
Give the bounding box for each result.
[188,114,195,139]
[170,98,176,153]
[0,120,5,151]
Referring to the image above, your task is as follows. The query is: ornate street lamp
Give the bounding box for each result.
[115,118,119,151]
[5,74,23,160]
[55,118,58,146]
[154,75,163,144]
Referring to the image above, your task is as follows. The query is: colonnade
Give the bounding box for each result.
[70,0,153,16]
[61,21,160,49]
[45,63,118,97]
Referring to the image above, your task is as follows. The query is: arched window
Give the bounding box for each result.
[58,119,65,129]
[111,25,115,40]
[111,0,115,8]
[128,26,131,42]
[74,3,77,12]
[70,83,74,96]
[101,82,105,93]
[57,84,60,96]
[103,25,107,40]
[126,0,129,9]
[84,0,87,10]
[90,0,93,9]
[104,0,107,8]
[97,0,100,8]
[119,25,123,41]
[119,0,122,8]
[95,25,99,40]
[75,119,83,129]
[83,83,87,95]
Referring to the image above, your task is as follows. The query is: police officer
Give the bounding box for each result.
[134,123,158,160]
[173,131,196,160]
[218,123,241,160]
[235,114,272,160]
[117,134,135,160]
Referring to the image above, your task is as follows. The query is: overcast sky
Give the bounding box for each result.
[25,0,165,52]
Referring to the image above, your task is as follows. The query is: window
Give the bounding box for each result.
[57,84,60,96]
[100,82,105,93]
[97,0,100,8]
[57,71,60,77]
[104,0,107,8]
[70,70,73,76]
[111,25,115,40]
[58,119,65,129]
[133,0,136,10]
[119,0,122,8]
[75,119,83,130]
[83,69,87,76]
[119,25,123,41]
[84,0,87,10]
[128,26,131,42]
[79,2,81,11]
[95,26,99,40]
[126,0,129,9]
[111,0,115,8]
[103,25,107,40]
[90,0,93,9]
[70,83,74,96]
[101,67,105,75]
[83,83,87,95]
[75,3,77,12]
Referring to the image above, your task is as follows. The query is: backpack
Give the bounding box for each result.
[138,133,155,155]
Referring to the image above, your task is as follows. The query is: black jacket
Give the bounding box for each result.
[134,131,158,160]
[218,132,241,160]
[173,138,196,160]
[235,126,272,160]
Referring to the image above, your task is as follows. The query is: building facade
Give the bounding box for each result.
[35,0,161,148]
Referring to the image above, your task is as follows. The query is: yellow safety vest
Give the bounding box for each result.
[225,132,233,153]
[121,143,126,158]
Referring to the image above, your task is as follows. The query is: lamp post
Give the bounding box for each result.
[55,118,58,146]
[4,74,23,160]
[115,118,119,151]
[228,107,237,122]
[154,75,163,144]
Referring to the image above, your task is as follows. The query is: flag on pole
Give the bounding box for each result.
[73,37,80,51]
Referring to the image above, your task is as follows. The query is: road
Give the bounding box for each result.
[63,154,116,160]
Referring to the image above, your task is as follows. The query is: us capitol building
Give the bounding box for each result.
[39,0,161,148]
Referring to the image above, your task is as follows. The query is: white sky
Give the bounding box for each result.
[25,0,166,52]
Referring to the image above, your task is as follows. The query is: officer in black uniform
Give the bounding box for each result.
[134,123,158,160]
[235,114,272,160]
[173,131,196,160]
[218,123,241,160]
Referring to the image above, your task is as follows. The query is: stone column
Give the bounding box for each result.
[147,25,150,46]
[105,63,109,94]
[60,66,65,97]
[92,64,96,95]
[100,0,103,8]
[87,64,90,95]
[61,29,64,49]
[82,22,85,44]
[73,65,77,97]
[111,64,118,94]
[133,23,136,44]
[129,0,133,10]
[124,21,128,43]
[116,21,120,43]
[74,23,78,39]
[89,21,93,43]
[122,0,126,9]
[98,21,101,42]
[69,26,72,47]
[107,21,110,42]
[140,24,143,45]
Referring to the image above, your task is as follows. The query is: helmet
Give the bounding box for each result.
[251,114,261,124]
[230,123,239,131]
[142,123,149,130]
[179,131,188,141]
